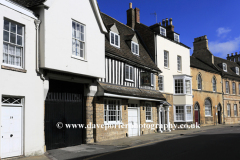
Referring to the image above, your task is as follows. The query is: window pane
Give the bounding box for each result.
[3,43,8,63]
[72,39,75,55]
[125,66,129,79]
[3,31,9,42]
[10,33,16,44]
[72,21,76,38]
[17,25,22,35]
[130,67,133,80]
[17,35,22,45]
[4,20,9,31]
[131,43,134,53]
[80,42,84,58]
[115,35,119,46]
[76,40,80,56]
[81,25,84,41]
[16,47,21,56]
[76,23,80,39]
[11,22,16,33]
[135,44,138,54]
[111,33,114,44]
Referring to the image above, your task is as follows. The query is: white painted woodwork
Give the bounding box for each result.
[128,108,139,137]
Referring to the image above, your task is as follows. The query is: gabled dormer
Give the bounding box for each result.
[125,34,139,55]
[109,23,120,48]
[160,26,166,37]
[222,63,227,72]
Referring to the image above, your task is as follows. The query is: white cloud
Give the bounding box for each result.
[216,27,231,37]
[208,36,240,58]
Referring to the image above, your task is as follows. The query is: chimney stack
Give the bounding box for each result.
[126,3,140,29]
[162,19,165,27]
[166,18,168,26]
[235,52,238,55]
[169,18,173,25]
[193,35,209,51]
[227,54,230,57]
[231,53,234,56]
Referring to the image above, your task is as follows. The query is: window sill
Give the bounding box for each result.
[177,70,182,73]
[1,65,26,73]
[125,79,134,83]
[104,122,123,126]
[110,43,120,49]
[164,67,170,70]
[71,55,87,62]
[146,120,153,123]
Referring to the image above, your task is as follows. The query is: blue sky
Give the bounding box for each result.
[98,0,240,59]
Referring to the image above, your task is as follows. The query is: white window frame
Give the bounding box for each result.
[226,81,229,94]
[110,31,120,48]
[174,105,193,122]
[177,55,182,71]
[125,64,134,82]
[227,104,231,117]
[131,41,139,55]
[212,77,216,92]
[174,33,180,42]
[236,67,239,75]
[146,103,152,122]
[232,82,236,94]
[164,50,169,68]
[173,75,192,95]
[158,75,164,91]
[104,99,122,125]
[223,63,227,72]
[234,104,237,117]
[3,19,24,69]
[160,26,166,37]
[72,20,85,60]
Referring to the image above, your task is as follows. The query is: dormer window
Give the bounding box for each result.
[110,31,120,48]
[223,63,227,72]
[174,33,180,42]
[131,41,139,55]
[236,67,239,75]
[160,26,166,37]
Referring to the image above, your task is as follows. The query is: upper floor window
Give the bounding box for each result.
[174,75,192,95]
[236,67,239,75]
[158,75,164,91]
[164,51,169,68]
[197,74,202,90]
[227,104,231,117]
[175,79,183,94]
[160,26,166,37]
[174,33,180,42]
[223,63,227,72]
[151,73,154,86]
[110,31,120,48]
[226,81,229,94]
[125,65,134,81]
[234,104,237,116]
[177,55,182,71]
[212,77,216,92]
[131,41,139,55]
[185,80,191,94]
[233,82,236,94]
[239,83,240,95]
[3,19,24,68]
[104,99,122,124]
[146,103,152,122]
[72,21,85,59]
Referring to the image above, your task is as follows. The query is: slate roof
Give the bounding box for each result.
[10,0,45,8]
[190,56,219,73]
[101,12,161,72]
[214,56,240,80]
[98,82,166,101]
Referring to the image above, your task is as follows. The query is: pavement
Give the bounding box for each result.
[14,124,240,160]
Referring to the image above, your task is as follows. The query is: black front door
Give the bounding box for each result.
[45,80,84,150]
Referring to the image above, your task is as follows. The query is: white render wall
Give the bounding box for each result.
[36,0,105,79]
[156,36,191,95]
[0,2,45,157]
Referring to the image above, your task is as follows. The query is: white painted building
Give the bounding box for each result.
[0,0,107,158]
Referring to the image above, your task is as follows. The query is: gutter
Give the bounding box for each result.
[34,20,45,81]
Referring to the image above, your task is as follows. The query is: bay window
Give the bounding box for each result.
[175,105,193,122]
[174,75,192,95]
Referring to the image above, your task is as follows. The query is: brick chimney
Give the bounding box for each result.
[126,3,140,29]
[166,18,175,40]
[192,35,214,64]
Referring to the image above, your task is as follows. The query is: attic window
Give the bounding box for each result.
[223,63,227,72]
[174,33,180,42]
[110,31,120,48]
[236,67,239,75]
[160,27,166,37]
[131,41,139,55]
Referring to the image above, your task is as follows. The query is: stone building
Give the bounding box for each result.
[192,35,240,125]
[94,12,170,142]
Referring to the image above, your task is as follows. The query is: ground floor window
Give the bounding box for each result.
[175,105,193,122]
[227,104,231,117]
[234,104,237,116]
[146,103,152,122]
[104,99,122,124]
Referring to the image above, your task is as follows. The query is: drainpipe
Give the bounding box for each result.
[34,20,45,81]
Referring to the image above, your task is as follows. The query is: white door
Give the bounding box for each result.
[1,106,22,158]
[128,108,138,137]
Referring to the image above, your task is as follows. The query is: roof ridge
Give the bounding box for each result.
[101,12,133,30]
